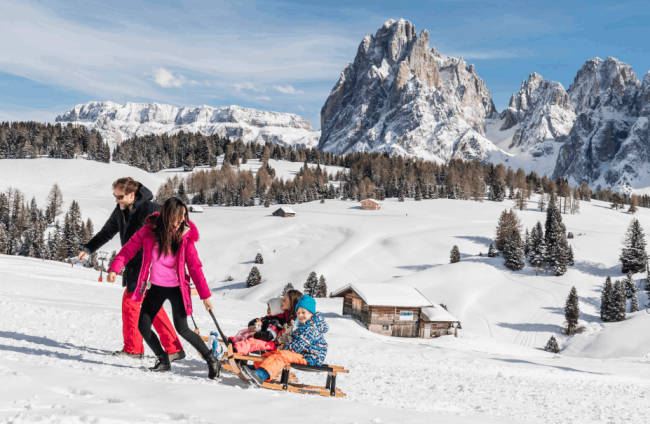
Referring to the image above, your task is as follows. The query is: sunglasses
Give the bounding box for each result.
[113,194,125,200]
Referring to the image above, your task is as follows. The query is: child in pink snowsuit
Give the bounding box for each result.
[231,289,303,355]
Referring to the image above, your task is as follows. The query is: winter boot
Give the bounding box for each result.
[149,353,171,372]
[240,366,267,387]
[168,350,186,363]
[112,349,144,359]
[206,354,221,380]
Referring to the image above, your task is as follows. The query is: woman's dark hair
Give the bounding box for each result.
[151,197,190,256]
[285,289,303,321]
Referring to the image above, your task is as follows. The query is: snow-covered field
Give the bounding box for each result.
[2,158,650,423]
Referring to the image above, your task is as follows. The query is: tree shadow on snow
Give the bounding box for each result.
[0,343,133,369]
[214,282,247,291]
[455,236,494,248]
[490,358,608,376]
[0,331,113,356]
[395,264,439,272]
[495,322,564,333]
[571,261,622,278]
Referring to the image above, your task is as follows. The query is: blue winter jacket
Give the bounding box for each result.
[285,312,329,366]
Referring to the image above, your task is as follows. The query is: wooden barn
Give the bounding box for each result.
[272,207,296,217]
[360,199,382,210]
[332,283,459,338]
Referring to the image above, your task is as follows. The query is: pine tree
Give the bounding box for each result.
[524,228,531,258]
[414,185,422,201]
[567,244,575,266]
[0,225,7,254]
[281,282,294,296]
[630,282,639,313]
[45,183,63,224]
[487,243,497,258]
[450,245,460,263]
[503,228,525,271]
[600,276,613,322]
[255,253,264,264]
[564,286,580,335]
[620,218,648,274]
[545,197,569,276]
[624,272,634,298]
[304,271,318,296]
[495,209,521,251]
[246,266,262,288]
[316,275,327,298]
[398,187,405,202]
[612,280,627,322]
[529,221,547,269]
[544,335,560,353]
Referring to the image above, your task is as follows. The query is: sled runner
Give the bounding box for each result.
[228,352,348,398]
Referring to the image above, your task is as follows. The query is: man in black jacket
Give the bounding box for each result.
[78,177,184,360]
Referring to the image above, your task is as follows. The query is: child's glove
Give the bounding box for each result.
[277,323,294,348]
[254,319,281,342]
[247,318,262,334]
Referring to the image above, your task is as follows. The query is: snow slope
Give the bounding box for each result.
[2,158,650,422]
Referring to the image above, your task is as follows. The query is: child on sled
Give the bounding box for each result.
[240,294,329,386]
[229,290,303,355]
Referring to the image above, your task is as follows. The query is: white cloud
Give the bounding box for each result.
[273,85,305,95]
[255,96,271,101]
[153,68,187,88]
[235,82,266,92]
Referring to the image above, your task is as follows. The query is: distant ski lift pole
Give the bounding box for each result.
[98,251,109,282]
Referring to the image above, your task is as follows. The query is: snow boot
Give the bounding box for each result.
[206,354,221,380]
[168,350,186,363]
[240,365,265,387]
[149,353,171,372]
[112,349,144,359]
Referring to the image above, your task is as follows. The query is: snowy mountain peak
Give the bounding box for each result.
[319,19,502,163]
[567,56,639,115]
[56,101,318,148]
[495,71,574,157]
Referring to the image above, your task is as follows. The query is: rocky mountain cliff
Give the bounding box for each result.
[56,101,319,148]
[498,73,575,158]
[320,19,650,190]
[318,19,506,163]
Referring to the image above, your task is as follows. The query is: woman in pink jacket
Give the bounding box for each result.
[107,197,219,378]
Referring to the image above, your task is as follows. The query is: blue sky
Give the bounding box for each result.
[1,0,649,129]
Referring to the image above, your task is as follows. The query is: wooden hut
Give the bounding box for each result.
[272,207,296,217]
[332,283,458,338]
[360,199,382,210]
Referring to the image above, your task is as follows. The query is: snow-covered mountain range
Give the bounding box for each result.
[318,19,650,190]
[55,101,319,148]
[55,19,650,190]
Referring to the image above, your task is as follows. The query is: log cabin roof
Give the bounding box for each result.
[331,283,432,307]
[274,207,296,214]
[420,306,459,322]
[359,199,382,205]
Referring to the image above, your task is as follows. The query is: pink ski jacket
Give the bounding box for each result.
[108,213,211,315]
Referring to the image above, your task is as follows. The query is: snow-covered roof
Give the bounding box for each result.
[276,207,296,214]
[420,306,459,322]
[332,283,432,307]
[360,199,382,204]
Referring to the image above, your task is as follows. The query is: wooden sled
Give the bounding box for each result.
[230,353,348,397]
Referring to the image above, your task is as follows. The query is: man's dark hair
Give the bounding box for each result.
[112,177,141,195]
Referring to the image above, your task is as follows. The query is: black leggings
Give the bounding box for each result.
[139,284,210,358]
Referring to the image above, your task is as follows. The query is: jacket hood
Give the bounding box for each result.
[132,185,154,211]
[144,212,200,242]
[307,312,328,334]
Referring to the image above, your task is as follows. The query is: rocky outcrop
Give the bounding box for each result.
[318,19,503,163]
[554,57,641,186]
[56,101,319,148]
[499,72,575,155]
